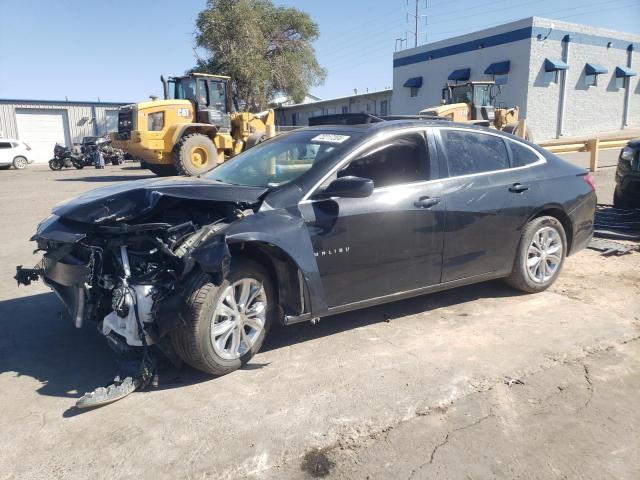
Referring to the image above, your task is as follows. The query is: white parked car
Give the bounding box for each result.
[0,139,34,169]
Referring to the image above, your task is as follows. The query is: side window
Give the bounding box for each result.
[197,79,209,106]
[509,141,541,167]
[0,142,11,149]
[441,130,509,176]
[338,133,429,188]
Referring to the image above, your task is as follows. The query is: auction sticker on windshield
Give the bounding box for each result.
[311,134,350,144]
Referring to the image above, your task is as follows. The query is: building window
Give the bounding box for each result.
[494,73,508,85]
[585,74,598,87]
[615,76,625,89]
[342,105,348,114]
[291,112,297,126]
[366,103,371,112]
[410,86,418,97]
[544,70,559,84]
[380,100,388,116]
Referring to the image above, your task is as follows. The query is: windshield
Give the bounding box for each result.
[206,130,362,188]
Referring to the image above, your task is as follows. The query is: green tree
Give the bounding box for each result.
[194,0,326,111]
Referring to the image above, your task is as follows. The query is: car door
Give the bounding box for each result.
[435,128,542,282]
[0,141,12,164]
[299,130,445,308]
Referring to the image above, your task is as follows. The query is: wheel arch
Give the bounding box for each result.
[171,123,218,146]
[228,241,309,323]
[527,206,574,254]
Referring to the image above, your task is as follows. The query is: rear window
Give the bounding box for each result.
[441,129,510,176]
[509,141,541,167]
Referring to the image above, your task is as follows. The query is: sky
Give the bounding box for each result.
[0,0,639,103]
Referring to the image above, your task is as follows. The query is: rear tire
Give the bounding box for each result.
[171,259,276,376]
[147,163,177,176]
[13,156,28,169]
[173,133,218,176]
[505,216,567,293]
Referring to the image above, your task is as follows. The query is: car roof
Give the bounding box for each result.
[297,119,501,136]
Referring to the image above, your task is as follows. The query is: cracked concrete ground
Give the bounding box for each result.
[0,158,638,480]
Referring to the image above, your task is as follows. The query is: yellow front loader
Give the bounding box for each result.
[419,81,531,140]
[112,73,275,176]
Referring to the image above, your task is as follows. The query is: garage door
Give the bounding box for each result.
[15,109,70,163]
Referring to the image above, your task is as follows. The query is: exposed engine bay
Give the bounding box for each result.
[15,178,272,408]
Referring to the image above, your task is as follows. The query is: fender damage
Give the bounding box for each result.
[15,177,320,408]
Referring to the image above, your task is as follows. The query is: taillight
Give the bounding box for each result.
[583,172,596,191]
[23,142,31,151]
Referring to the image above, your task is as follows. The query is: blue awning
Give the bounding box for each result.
[544,58,569,72]
[615,66,637,77]
[403,76,423,88]
[585,63,608,75]
[448,68,471,81]
[484,61,510,75]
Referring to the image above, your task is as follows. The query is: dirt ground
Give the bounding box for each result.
[0,154,638,480]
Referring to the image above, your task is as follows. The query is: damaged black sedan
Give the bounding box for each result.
[16,120,596,406]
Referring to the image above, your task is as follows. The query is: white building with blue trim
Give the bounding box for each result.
[393,17,640,141]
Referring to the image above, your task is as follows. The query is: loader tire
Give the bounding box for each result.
[504,123,533,142]
[173,133,218,176]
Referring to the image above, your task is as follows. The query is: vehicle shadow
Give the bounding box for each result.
[54,174,156,183]
[261,279,524,353]
[0,280,523,410]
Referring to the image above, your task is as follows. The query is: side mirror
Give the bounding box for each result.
[315,176,374,199]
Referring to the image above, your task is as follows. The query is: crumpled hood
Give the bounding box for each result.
[53,176,269,224]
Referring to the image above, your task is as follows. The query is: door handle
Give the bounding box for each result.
[414,196,441,208]
[509,183,529,193]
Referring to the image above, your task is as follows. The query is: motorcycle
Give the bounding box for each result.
[80,136,125,165]
[48,144,88,170]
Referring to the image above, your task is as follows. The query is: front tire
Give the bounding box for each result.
[173,133,218,176]
[171,259,276,376]
[49,159,62,171]
[505,216,567,293]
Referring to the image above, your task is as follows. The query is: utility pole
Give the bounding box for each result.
[406,0,428,48]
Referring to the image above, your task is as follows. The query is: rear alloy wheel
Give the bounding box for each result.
[174,133,218,176]
[506,216,567,293]
[171,259,275,376]
[13,156,28,169]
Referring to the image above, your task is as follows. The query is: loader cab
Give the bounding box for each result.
[163,73,232,130]
[442,81,498,122]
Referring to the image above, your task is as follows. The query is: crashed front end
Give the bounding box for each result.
[16,179,266,407]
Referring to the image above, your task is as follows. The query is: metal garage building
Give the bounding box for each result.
[275,89,393,127]
[393,17,640,141]
[0,99,128,163]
